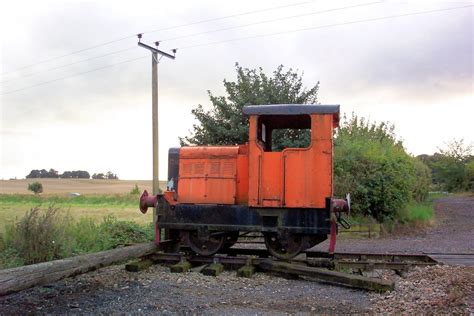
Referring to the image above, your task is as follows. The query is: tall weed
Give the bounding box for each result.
[0,206,153,269]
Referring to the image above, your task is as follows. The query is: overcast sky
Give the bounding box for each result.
[1,0,473,180]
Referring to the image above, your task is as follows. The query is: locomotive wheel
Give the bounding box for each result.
[185,230,225,256]
[222,231,239,250]
[264,232,304,260]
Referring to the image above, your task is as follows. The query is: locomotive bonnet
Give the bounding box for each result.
[140,104,350,259]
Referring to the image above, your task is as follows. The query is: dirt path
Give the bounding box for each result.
[0,196,472,314]
[321,195,474,254]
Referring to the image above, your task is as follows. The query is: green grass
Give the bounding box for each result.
[347,192,446,228]
[0,194,153,234]
[403,202,434,222]
[397,192,446,224]
[0,206,154,269]
[0,194,138,208]
[347,213,378,225]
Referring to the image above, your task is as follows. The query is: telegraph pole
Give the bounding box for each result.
[137,34,176,196]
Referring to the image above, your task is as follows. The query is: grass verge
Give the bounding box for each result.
[0,206,154,269]
[0,193,152,233]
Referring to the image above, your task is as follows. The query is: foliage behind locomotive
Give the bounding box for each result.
[140,104,349,259]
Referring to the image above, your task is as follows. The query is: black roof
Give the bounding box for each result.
[242,104,340,115]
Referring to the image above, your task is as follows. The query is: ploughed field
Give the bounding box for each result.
[0,179,166,231]
[0,179,163,195]
[0,196,473,314]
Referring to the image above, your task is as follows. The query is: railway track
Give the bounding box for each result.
[2,241,472,296]
[126,242,474,292]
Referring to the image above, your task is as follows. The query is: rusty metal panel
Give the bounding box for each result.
[260,152,282,206]
[180,146,239,159]
[236,153,249,205]
[178,147,238,204]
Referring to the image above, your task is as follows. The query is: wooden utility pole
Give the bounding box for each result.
[137,34,176,196]
[152,51,159,195]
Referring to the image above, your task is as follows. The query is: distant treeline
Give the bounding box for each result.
[417,139,474,192]
[26,169,118,180]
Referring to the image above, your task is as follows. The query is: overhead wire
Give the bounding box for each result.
[1,2,380,84]
[0,1,313,76]
[0,35,136,76]
[160,1,381,42]
[0,55,147,96]
[176,4,474,50]
[0,47,136,84]
[1,4,472,96]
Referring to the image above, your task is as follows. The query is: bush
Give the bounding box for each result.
[334,114,425,222]
[27,182,43,194]
[466,160,474,190]
[0,207,154,268]
[3,206,72,264]
[130,184,140,195]
[412,158,432,202]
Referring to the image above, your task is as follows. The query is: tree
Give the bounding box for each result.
[333,114,427,221]
[106,171,118,180]
[466,160,474,190]
[431,139,473,192]
[412,158,432,202]
[28,182,43,194]
[180,63,319,147]
[26,170,41,179]
[92,173,105,180]
[26,169,59,178]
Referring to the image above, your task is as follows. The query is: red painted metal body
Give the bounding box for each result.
[140,104,350,255]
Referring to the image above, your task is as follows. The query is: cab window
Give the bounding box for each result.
[257,114,311,152]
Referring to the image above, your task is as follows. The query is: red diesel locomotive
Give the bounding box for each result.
[140,104,349,259]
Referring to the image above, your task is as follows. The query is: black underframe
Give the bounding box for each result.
[156,197,332,235]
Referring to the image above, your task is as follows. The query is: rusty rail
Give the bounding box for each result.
[143,251,395,292]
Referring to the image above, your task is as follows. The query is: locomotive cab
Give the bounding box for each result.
[140,104,349,259]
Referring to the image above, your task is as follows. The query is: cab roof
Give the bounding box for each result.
[242,104,340,115]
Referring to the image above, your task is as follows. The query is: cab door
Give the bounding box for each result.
[248,116,283,207]
[283,114,333,208]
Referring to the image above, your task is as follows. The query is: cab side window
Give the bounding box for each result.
[257,114,311,152]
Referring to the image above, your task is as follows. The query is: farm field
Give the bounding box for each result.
[0,178,165,195]
[0,179,167,232]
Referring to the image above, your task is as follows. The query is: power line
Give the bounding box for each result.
[2,4,471,96]
[1,2,378,84]
[177,4,474,50]
[0,35,136,76]
[140,1,313,35]
[1,1,313,76]
[0,55,147,96]
[0,47,137,84]
[161,2,381,42]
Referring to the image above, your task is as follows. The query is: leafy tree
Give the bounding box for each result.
[466,160,474,190]
[430,139,473,192]
[106,171,118,180]
[60,170,90,179]
[180,63,319,147]
[27,182,43,194]
[26,169,59,178]
[92,173,105,180]
[26,170,41,178]
[412,158,432,202]
[333,114,426,221]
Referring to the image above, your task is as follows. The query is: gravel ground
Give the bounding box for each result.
[370,265,473,314]
[0,195,473,315]
[315,195,474,253]
[0,265,368,314]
